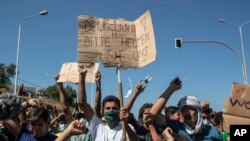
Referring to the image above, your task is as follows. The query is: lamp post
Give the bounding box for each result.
[219,19,250,84]
[175,38,246,84]
[14,10,48,95]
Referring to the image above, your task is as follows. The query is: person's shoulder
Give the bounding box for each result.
[16,126,33,140]
[90,114,106,131]
[204,124,220,133]
[203,124,221,140]
[91,114,102,123]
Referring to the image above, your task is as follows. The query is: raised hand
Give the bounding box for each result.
[134,82,145,96]
[56,120,85,141]
[95,71,101,83]
[54,74,63,87]
[162,127,175,141]
[78,66,87,75]
[21,98,43,109]
[119,107,129,121]
[28,98,43,107]
[169,77,182,92]
[68,120,85,135]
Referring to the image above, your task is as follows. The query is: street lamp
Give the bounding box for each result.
[175,38,246,84]
[219,19,250,84]
[14,10,48,95]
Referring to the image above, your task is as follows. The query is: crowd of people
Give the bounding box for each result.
[0,66,230,141]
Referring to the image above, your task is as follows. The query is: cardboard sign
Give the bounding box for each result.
[223,83,250,132]
[57,62,99,83]
[78,10,156,68]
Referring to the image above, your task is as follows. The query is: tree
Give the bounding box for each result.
[46,84,77,106]
[0,63,16,90]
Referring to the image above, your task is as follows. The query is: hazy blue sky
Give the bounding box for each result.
[1,0,250,117]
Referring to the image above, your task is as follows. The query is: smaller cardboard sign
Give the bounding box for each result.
[223,83,250,133]
[223,114,250,133]
[57,62,99,83]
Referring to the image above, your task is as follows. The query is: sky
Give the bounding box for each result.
[1,0,250,117]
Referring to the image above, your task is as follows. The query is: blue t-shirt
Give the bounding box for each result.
[16,127,57,141]
[167,120,221,141]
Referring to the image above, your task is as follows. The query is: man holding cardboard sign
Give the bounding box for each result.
[77,66,139,141]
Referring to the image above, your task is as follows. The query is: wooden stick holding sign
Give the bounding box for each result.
[116,66,126,141]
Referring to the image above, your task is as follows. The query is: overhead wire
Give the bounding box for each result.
[18,78,43,88]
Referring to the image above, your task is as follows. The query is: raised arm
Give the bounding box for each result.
[55,75,73,122]
[4,119,21,138]
[125,82,144,112]
[94,71,102,118]
[56,120,84,141]
[78,66,94,122]
[150,77,182,116]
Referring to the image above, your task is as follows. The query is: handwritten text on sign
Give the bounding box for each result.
[78,10,156,68]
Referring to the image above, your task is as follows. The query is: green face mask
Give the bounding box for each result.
[104,110,119,124]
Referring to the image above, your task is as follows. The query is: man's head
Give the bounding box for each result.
[57,113,67,132]
[164,106,182,122]
[75,112,85,120]
[178,96,202,129]
[138,103,153,126]
[102,95,120,111]
[214,111,223,131]
[201,102,213,124]
[26,107,50,138]
[102,95,120,126]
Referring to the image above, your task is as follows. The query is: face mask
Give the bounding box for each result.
[142,113,150,124]
[79,118,87,126]
[58,123,66,131]
[79,118,87,132]
[203,119,208,125]
[104,111,119,124]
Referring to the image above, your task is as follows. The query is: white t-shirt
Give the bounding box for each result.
[89,114,135,141]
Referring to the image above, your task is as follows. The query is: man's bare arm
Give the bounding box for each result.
[94,71,102,118]
[78,66,94,122]
[125,82,144,112]
[55,75,73,122]
[150,77,182,116]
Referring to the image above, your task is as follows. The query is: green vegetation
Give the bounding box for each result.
[0,63,16,93]
[46,84,77,107]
